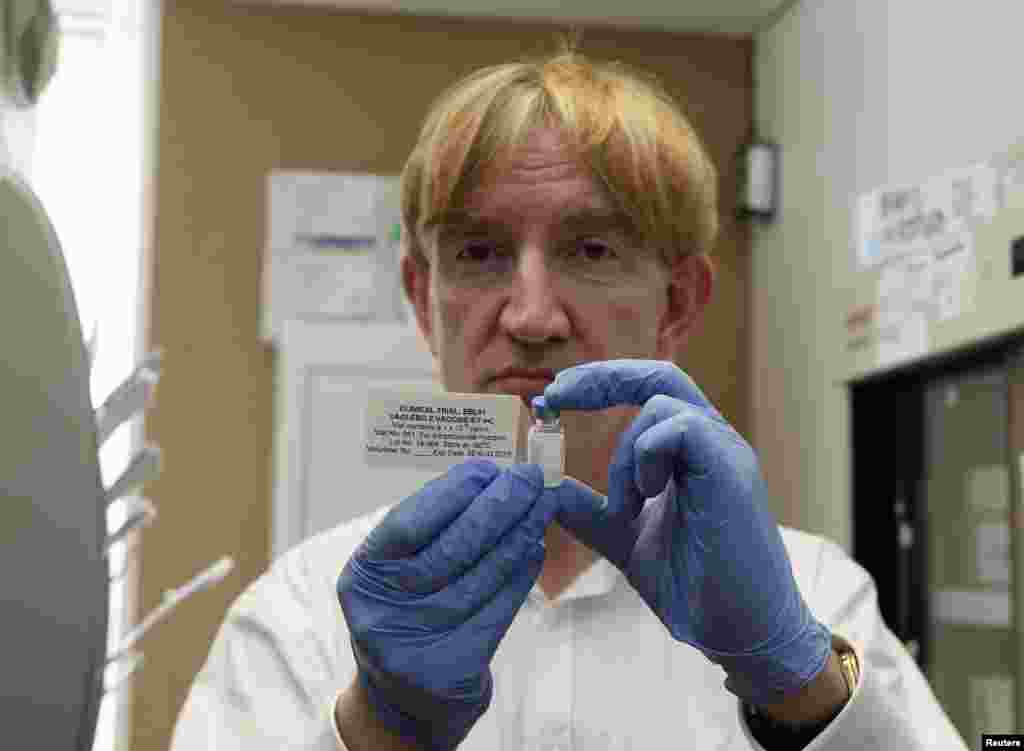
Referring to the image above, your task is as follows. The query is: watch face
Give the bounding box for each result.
[838,649,860,694]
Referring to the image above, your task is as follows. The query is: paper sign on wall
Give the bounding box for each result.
[855,159,995,368]
[856,161,996,271]
[975,523,1010,585]
[876,252,932,365]
[932,224,974,322]
[964,463,1009,514]
[261,171,406,343]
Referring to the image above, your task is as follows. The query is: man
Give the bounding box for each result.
[172,48,966,750]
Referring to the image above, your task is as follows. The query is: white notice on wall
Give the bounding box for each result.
[948,163,999,223]
[965,463,1010,514]
[856,184,923,269]
[932,589,1009,627]
[876,253,931,367]
[855,160,997,271]
[877,311,928,367]
[262,171,405,343]
[975,523,1011,585]
[853,155,1005,371]
[932,223,974,322]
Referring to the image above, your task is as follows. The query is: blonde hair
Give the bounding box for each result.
[400,41,719,269]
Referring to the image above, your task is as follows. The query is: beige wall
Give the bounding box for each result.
[752,0,1024,548]
[136,4,752,749]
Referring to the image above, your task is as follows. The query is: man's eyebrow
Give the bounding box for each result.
[427,210,499,234]
[560,208,638,235]
[426,208,638,235]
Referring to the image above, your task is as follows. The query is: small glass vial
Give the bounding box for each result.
[528,396,564,488]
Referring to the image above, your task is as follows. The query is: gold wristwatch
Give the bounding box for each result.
[837,646,860,698]
[744,642,860,746]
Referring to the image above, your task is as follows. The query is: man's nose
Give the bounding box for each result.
[498,249,571,344]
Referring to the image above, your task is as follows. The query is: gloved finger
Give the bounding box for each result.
[608,394,688,515]
[550,476,637,572]
[420,486,558,623]
[549,476,610,526]
[543,359,723,421]
[401,543,547,693]
[407,464,544,592]
[359,459,501,561]
[462,543,546,658]
[631,410,713,498]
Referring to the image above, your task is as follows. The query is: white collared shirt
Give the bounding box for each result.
[171,504,967,751]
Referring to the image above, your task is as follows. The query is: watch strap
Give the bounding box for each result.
[744,645,859,750]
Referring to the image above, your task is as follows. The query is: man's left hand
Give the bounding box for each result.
[542,359,831,707]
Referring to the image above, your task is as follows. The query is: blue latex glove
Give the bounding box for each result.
[542,360,831,707]
[337,460,556,751]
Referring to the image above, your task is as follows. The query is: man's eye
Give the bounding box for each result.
[570,240,617,263]
[457,243,496,263]
[451,243,514,276]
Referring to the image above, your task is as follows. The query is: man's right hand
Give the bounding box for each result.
[336,460,555,751]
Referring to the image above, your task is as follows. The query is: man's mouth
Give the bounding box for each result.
[489,369,557,408]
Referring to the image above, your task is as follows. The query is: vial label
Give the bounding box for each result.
[363,388,522,472]
[528,431,564,488]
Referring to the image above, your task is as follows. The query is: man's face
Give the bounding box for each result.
[404,127,707,454]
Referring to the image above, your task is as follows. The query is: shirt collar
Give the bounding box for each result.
[528,555,622,606]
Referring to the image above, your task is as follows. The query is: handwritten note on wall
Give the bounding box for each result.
[852,159,1009,368]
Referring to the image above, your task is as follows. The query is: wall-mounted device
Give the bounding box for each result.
[737,138,779,222]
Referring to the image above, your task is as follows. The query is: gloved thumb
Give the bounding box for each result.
[549,476,634,571]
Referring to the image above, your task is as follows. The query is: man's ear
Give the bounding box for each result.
[401,253,436,357]
[656,252,714,358]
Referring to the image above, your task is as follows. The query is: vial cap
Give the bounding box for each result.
[531,396,559,422]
